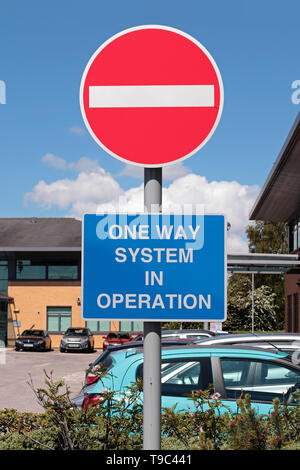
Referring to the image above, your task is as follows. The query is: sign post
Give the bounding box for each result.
[143,167,162,450]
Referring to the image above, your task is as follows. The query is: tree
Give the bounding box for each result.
[245,221,288,329]
[246,221,288,254]
[224,274,278,332]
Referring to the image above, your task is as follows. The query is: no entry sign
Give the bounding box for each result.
[80,25,224,167]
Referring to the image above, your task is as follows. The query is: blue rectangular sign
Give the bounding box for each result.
[82,213,226,322]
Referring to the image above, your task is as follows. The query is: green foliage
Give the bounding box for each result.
[246,221,288,328]
[246,221,288,254]
[224,274,278,331]
[1,371,300,450]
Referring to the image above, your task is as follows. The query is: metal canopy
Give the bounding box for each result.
[228,252,300,274]
[249,112,300,222]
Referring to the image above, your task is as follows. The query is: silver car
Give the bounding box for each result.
[195,333,300,354]
[60,327,94,353]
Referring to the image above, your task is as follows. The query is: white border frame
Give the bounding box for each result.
[79,25,224,168]
[81,212,227,322]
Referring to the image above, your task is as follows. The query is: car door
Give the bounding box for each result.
[213,356,300,415]
[133,357,213,413]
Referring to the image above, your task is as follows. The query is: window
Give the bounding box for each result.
[137,358,210,397]
[16,259,79,281]
[287,295,292,332]
[0,261,8,293]
[221,358,300,402]
[85,321,111,332]
[47,307,72,332]
[48,265,78,280]
[119,321,143,332]
[16,260,46,280]
[294,293,299,332]
[293,221,298,251]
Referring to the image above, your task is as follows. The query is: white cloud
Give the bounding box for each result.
[41,153,67,170]
[69,126,85,136]
[42,154,99,173]
[26,159,259,253]
[25,167,122,211]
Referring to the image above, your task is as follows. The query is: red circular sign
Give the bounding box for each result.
[80,25,224,167]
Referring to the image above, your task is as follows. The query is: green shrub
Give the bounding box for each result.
[0,371,299,450]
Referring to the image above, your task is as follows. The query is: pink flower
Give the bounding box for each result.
[210,392,221,400]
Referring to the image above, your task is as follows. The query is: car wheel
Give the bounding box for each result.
[60,347,65,353]
[15,347,20,351]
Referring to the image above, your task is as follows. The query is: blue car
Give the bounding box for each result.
[80,345,300,415]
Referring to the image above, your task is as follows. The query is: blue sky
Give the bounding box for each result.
[0,0,300,251]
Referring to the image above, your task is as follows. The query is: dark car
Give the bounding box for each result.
[15,329,52,351]
[102,331,133,351]
[60,327,94,353]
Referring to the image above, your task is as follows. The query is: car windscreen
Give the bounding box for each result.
[21,330,43,336]
[65,329,87,336]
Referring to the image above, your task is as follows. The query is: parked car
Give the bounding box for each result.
[85,337,193,385]
[15,329,52,351]
[132,329,218,342]
[71,338,195,408]
[60,327,94,353]
[79,345,300,415]
[102,332,133,351]
[195,333,300,353]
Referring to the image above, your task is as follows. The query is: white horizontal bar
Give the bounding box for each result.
[89,85,214,108]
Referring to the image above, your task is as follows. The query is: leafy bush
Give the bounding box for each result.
[0,371,299,450]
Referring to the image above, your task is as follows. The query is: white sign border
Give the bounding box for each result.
[79,24,224,168]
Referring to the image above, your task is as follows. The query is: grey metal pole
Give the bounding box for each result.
[143,167,162,450]
[252,272,255,334]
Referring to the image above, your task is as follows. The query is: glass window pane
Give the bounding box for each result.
[16,260,46,280]
[60,314,71,332]
[0,266,8,279]
[162,361,200,386]
[48,315,59,332]
[86,321,98,331]
[221,358,300,401]
[120,321,131,332]
[133,321,143,332]
[0,280,8,293]
[48,307,71,314]
[293,223,298,251]
[100,321,110,331]
[48,266,78,280]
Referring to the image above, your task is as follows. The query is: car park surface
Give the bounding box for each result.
[80,345,300,415]
[0,349,99,412]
